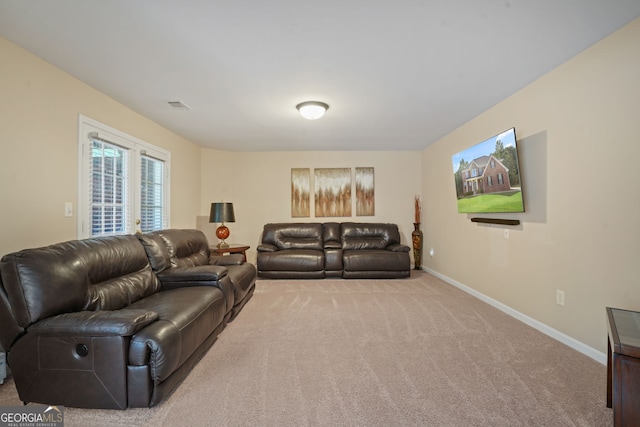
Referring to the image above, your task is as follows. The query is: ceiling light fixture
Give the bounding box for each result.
[296,101,329,120]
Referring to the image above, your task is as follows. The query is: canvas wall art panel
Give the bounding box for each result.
[314,168,352,217]
[291,168,310,217]
[355,167,374,216]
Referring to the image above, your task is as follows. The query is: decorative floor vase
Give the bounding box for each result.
[412,223,423,270]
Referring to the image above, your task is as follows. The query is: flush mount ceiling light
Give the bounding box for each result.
[296,101,329,120]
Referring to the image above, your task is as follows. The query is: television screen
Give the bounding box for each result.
[451,128,524,213]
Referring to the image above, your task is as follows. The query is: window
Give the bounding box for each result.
[90,138,129,235]
[78,116,170,238]
[140,154,165,232]
[487,175,493,186]
[498,173,504,185]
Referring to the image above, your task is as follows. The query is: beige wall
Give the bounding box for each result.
[199,150,422,264]
[0,37,202,256]
[421,18,640,355]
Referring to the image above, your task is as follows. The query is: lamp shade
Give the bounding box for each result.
[209,202,235,223]
[296,101,329,120]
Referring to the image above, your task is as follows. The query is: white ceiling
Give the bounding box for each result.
[2,1,640,152]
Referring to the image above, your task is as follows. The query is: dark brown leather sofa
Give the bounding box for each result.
[137,229,256,321]
[257,222,411,279]
[0,229,256,409]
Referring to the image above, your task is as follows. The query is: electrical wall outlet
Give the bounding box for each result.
[504,229,509,239]
[556,290,565,306]
[429,248,435,257]
[64,202,73,217]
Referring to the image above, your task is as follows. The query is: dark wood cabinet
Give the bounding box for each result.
[606,307,640,426]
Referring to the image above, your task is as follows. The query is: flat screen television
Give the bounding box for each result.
[451,128,524,214]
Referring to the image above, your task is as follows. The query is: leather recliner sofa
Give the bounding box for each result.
[0,229,256,409]
[257,222,411,279]
[137,229,256,321]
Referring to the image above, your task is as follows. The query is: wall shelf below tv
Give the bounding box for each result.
[470,218,520,226]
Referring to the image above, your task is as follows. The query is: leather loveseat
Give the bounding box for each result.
[257,222,411,279]
[0,229,256,409]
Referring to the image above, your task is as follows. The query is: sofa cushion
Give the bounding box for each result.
[1,244,87,327]
[137,233,172,273]
[343,249,410,272]
[81,237,161,311]
[83,267,161,312]
[341,222,401,250]
[262,223,323,251]
[157,229,211,268]
[323,222,341,246]
[257,249,324,271]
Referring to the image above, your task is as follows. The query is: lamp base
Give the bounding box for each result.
[215,224,230,249]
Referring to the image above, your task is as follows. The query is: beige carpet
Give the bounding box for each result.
[0,271,612,426]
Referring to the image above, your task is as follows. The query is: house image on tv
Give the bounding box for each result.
[461,155,511,195]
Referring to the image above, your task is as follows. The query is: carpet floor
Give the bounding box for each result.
[0,271,612,426]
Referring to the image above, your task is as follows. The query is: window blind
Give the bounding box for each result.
[89,137,130,236]
[140,154,165,233]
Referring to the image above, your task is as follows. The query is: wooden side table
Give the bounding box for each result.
[211,244,250,262]
[606,307,640,426]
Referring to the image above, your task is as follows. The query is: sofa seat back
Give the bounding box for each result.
[341,222,402,250]
[0,235,160,329]
[261,223,324,250]
[138,229,211,272]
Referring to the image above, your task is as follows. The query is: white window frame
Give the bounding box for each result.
[77,115,171,238]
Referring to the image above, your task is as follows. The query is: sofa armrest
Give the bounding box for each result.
[29,309,158,337]
[157,265,228,281]
[209,253,245,266]
[156,265,229,290]
[388,244,411,252]
[257,243,278,252]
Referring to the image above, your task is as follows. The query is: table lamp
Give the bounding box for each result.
[209,202,235,248]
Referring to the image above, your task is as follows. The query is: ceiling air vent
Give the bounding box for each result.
[167,101,191,110]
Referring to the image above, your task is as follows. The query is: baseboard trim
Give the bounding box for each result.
[423,267,607,365]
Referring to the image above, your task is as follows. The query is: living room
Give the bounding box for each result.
[1,3,639,423]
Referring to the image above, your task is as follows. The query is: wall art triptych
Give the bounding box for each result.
[291,167,374,218]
